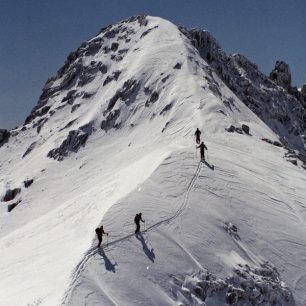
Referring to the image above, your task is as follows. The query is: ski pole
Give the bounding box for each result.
[144,221,146,231]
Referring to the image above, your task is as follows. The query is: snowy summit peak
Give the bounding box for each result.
[0,15,306,306]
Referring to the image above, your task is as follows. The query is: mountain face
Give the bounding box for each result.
[180,27,306,155]
[0,15,306,306]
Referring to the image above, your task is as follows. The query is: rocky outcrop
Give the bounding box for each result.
[107,79,140,111]
[241,124,250,134]
[0,129,10,145]
[262,138,283,147]
[145,92,159,107]
[269,61,292,91]
[101,109,121,132]
[7,201,21,212]
[180,27,306,153]
[24,179,34,188]
[172,264,294,306]
[22,141,37,158]
[47,123,93,161]
[226,124,250,135]
[2,188,21,202]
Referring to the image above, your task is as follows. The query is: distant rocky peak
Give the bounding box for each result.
[269,60,292,91]
[301,83,306,95]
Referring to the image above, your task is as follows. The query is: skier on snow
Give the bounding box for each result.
[195,128,201,144]
[95,225,109,247]
[197,141,208,161]
[134,213,145,234]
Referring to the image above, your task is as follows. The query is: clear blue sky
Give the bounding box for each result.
[1,0,305,129]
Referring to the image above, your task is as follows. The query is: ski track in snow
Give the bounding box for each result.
[62,157,203,305]
[1,15,306,306]
[64,139,306,305]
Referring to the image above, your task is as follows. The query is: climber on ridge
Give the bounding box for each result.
[197,141,208,162]
[134,213,145,234]
[95,225,109,247]
[195,128,201,144]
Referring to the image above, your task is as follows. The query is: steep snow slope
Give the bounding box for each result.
[65,136,306,306]
[0,16,305,306]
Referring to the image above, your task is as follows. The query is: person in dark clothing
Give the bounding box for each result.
[95,225,108,247]
[197,141,208,161]
[134,213,145,234]
[195,128,201,144]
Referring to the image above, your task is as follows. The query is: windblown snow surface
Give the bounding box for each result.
[0,16,305,306]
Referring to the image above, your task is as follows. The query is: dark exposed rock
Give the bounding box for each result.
[107,79,140,111]
[161,75,170,83]
[110,54,123,62]
[118,48,128,55]
[59,62,82,89]
[241,124,250,134]
[160,103,173,115]
[84,37,103,56]
[35,117,49,133]
[71,104,81,113]
[140,26,158,38]
[77,61,108,87]
[8,201,21,212]
[2,188,21,202]
[24,179,34,188]
[226,291,237,305]
[111,42,119,52]
[137,15,148,26]
[144,87,152,95]
[262,138,283,148]
[262,138,273,145]
[145,92,159,107]
[208,82,222,98]
[78,72,95,87]
[99,64,108,74]
[83,91,95,99]
[104,28,120,39]
[179,26,306,153]
[173,62,182,69]
[60,119,77,131]
[22,141,37,158]
[226,125,236,133]
[161,121,170,133]
[287,159,298,166]
[103,71,122,86]
[269,61,291,91]
[101,109,121,132]
[273,141,283,147]
[62,90,77,103]
[0,129,10,145]
[47,123,93,161]
[103,46,111,54]
[173,263,294,305]
[226,124,249,135]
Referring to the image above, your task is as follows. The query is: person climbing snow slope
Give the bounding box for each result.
[134,213,145,234]
[195,128,201,144]
[95,225,108,247]
[197,141,208,161]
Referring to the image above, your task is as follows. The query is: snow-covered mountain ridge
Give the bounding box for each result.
[0,15,305,306]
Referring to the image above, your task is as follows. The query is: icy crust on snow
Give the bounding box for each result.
[172,264,294,306]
